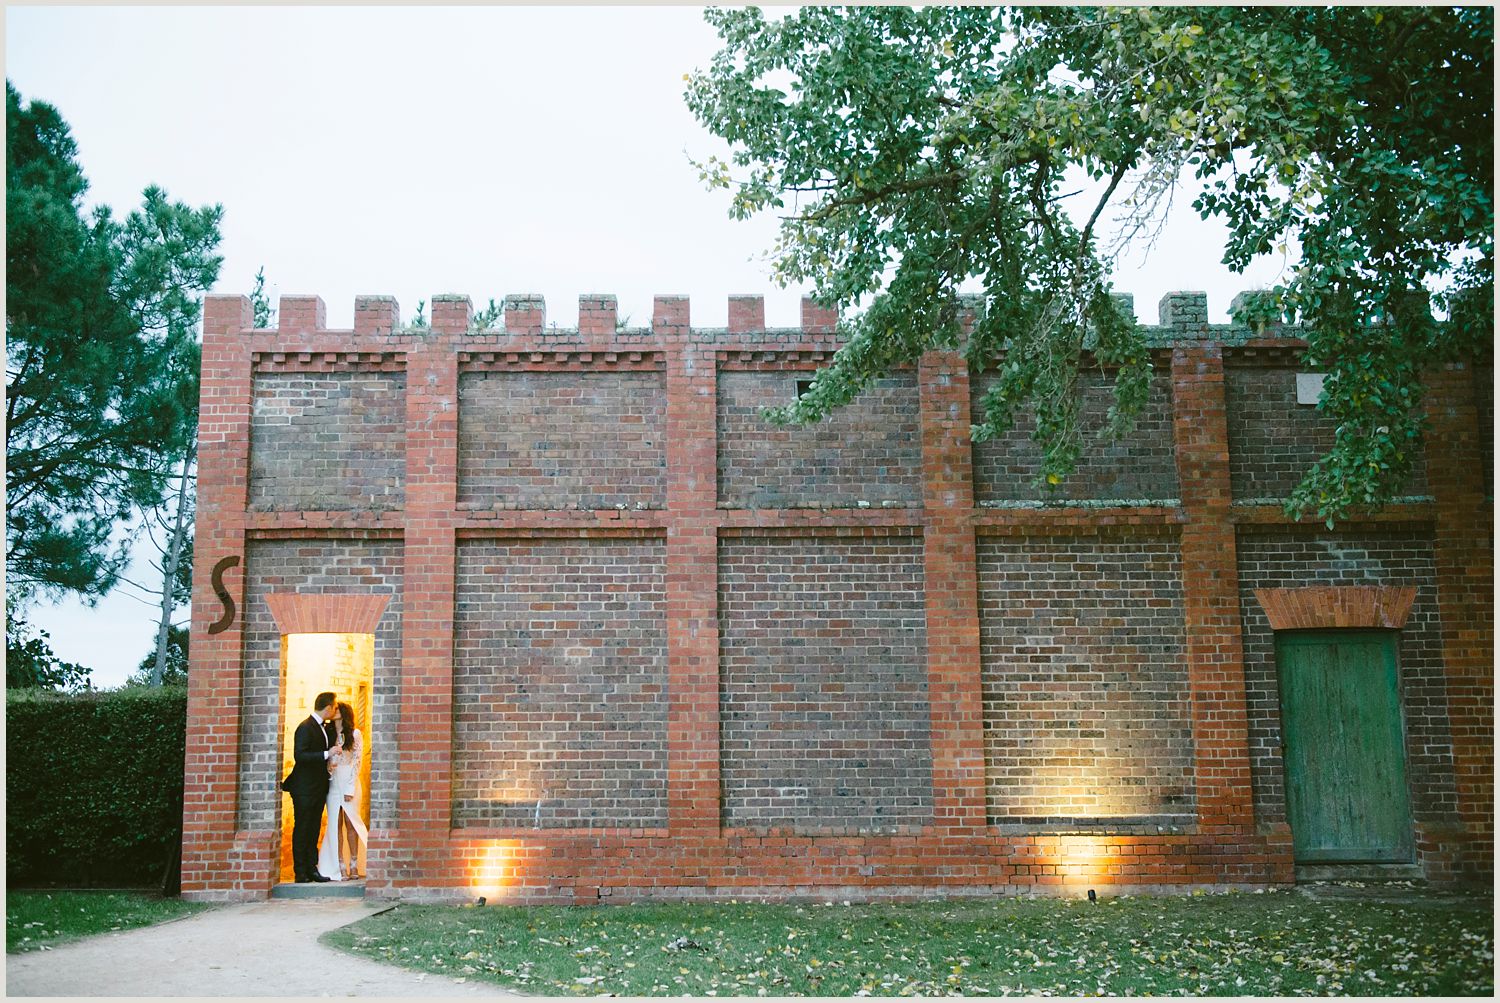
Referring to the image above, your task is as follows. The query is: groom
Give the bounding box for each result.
[282,691,339,883]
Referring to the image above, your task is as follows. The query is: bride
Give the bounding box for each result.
[317,700,368,881]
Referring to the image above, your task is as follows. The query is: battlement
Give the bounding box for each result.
[203,289,1325,345]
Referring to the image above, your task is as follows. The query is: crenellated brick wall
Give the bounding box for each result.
[181,289,1491,902]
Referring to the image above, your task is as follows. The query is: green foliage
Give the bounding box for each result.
[127,624,189,688]
[4,596,91,691]
[249,265,275,328]
[327,891,1493,997]
[687,7,1492,523]
[6,80,223,600]
[410,300,429,329]
[5,686,188,887]
[471,298,504,330]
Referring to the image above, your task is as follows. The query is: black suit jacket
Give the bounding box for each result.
[281,714,332,800]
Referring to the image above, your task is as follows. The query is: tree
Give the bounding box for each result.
[6,80,223,603]
[686,7,1492,524]
[249,264,276,328]
[5,595,91,691]
[141,449,193,686]
[127,624,189,688]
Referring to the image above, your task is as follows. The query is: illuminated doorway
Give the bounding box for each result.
[278,632,375,884]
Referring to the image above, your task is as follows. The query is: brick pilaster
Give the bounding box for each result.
[1169,313,1257,831]
[389,297,464,886]
[1424,362,1494,877]
[182,294,256,900]
[918,351,987,830]
[659,296,721,831]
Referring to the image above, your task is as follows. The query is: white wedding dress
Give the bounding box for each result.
[317,728,368,880]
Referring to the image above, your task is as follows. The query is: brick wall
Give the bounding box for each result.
[457,369,667,509]
[238,537,403,831]
[249,370,406,511]
[1235,527,1458,831]
[186,290,1487,901]
[718,531,932,830]
[1225,360,1430,501]
[970,368,1179,505]
[977,531,1195,825]
[716,371,921,508]
[1476,365,1493,497]
[451,536,669,828]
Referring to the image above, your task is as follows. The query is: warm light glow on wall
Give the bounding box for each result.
[1049,834,1121,891]
[467,840,523,899]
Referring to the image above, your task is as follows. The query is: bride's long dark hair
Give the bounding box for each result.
[337,701,357,750]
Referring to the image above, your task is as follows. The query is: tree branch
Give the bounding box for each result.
[800,169,971,223]
[1080,157,1133,251]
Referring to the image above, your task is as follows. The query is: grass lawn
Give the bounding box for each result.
[6,891,211,954]
[323,888,1493,997]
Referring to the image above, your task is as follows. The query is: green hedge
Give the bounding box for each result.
[6,686,187,888]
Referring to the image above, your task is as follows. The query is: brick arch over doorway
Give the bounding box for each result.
[1253,586,1419,631]
[265,593,391,635]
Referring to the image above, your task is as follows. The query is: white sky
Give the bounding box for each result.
[7,5,1288,688]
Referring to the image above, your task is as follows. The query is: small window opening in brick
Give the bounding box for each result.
[794,377,814,398]
[1295,372,1326,406]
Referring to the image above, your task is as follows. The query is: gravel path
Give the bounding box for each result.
[6,899,520,997]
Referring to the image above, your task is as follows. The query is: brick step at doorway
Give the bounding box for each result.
[271,879,366,899]
[1295,863,1425,883]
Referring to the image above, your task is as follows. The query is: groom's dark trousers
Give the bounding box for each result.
[282,714,333,881]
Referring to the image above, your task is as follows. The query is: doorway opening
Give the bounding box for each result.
[278,632,375,885]
[1276,628,1415,864]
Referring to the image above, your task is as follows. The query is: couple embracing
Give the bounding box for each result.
[282,691,367,883]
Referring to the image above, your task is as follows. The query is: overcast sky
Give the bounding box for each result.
[8,5,1288,688]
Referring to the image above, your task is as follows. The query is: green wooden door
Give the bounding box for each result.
[1276,630,1414,863]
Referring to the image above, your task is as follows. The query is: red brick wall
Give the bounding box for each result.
[717,530,932,831]
[457,369,666,510]
[716,371,921,508]
[1423,361,1493,878]
[977,531,1194,826]
[451,536,669,828]
[181,290,1489,901]
[971,368,1179,505]
[249,368,406,511]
